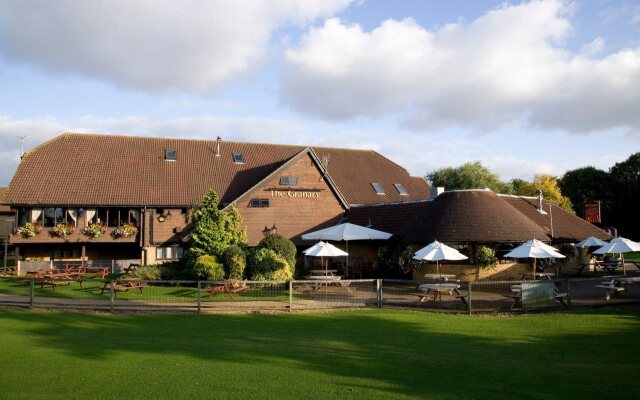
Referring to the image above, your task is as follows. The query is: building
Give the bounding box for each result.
[0,187,16,265]
[3,133,430,267]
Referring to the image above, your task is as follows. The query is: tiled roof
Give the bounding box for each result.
[0,187,10,213]
[397,190,550,244]
[500,195,611,242]
[4,133,430,207]
[346,201,429,234]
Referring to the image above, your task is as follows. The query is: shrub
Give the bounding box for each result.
[222,245,246,279]
[128,265,163,280]
[475,246,498,269]
[192,255,225,281]
[158,260,193,280]
[257,235,297,272]
[248,248,292,281]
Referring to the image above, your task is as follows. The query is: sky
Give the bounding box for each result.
[0,0,639,186]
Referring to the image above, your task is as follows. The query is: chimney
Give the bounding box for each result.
[430,187,445,199]
[215,136,221,157]
[537,190,543,212]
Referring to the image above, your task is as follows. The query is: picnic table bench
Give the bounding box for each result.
[39,273,74,290]
[206,280,250,300]
[413,283,468,305]
[100,280,145,297]
[595,276,640,300]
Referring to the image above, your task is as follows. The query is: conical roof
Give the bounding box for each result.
[398,190,549,244]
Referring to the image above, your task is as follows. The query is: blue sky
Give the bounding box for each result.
[0,0,639,186]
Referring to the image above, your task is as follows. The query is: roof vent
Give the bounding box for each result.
[215,136,221,157]
[537,190,548,215]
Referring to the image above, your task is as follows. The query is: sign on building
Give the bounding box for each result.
[583,201,601,223]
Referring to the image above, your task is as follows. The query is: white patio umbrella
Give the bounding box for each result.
[412,240,468,277]
[303,241,349,271]
[504,239,565,278]
[576,236,608,248]
[593,237,640,276]
[302,223,392,275]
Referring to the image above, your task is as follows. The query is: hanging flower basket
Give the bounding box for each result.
[82,223,108,239]
[112,223,138,239]
[16,222,43,238]
[50,223,75,238]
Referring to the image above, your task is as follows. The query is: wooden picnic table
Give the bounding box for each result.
[520,272,555,280]
[100,280,145,297]
[595,276,640,300]
[206,280,250,300]
[413,283,468,305]
[505,283,568,309]
[308,269,338,276]
[423,274,457,282]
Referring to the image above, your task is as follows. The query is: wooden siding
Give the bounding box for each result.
[237,154,345,246]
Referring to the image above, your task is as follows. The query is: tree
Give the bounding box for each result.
[608,152,640,238]
[188,190,248,261]
[559,167,611,218]
[426,161,512,194]
[512,174,574,213]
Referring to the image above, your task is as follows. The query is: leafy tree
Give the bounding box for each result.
[222,245,246,279]
[512,174,574,214]
[192,255,225,281]
[427,161,512,194]
[188,190,248,262]
[608,152,640,238]
[559,167,611,218]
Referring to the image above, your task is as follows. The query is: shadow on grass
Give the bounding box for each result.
[0,308,639,399]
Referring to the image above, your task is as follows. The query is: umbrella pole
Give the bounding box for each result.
[437,260,440,278]
[346,241,349,278]
[533,259,536,280]
[622,253,626,276]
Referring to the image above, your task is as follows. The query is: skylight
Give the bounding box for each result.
[232,153,245,164]
[371,183,385,195]
[164,150,177,161]
[394,183,408,195]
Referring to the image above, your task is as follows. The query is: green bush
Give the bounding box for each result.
[128,265,163,280]
[192,255,225,281]
[248,248,292,281]
[257,235,297,272]
[475,246,498,269]
[222,245,246,279]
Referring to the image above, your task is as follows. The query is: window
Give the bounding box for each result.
[43,208,65,227]
[156,246,184,260]
[371,183,385,195]
[394,183,408,195]
[53,247,81,259]
[232,153,245,163]
[250,198,269,208]
[279,176,298,185]
[164,149,177,161]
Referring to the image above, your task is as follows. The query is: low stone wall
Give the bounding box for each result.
[411,257,582,282]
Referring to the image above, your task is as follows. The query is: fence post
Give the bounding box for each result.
[467,281,472,315]
[565,278,571,308]
[197,281,202,314]
[109,279,115,313]
[289,280,293,312]
[29,278,34,309]
[376,279,382,308]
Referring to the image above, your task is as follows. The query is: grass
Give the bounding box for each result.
[0,277,289,302]
[0,308,638,400]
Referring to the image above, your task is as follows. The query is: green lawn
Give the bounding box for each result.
[0,308,638,399]
[0,277,289,302]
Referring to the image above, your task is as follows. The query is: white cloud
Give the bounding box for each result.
[282,0,640,134]
[0,0,352,93]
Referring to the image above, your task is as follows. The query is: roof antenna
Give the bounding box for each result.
[215,136,221,157]
[16,135,28,159]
